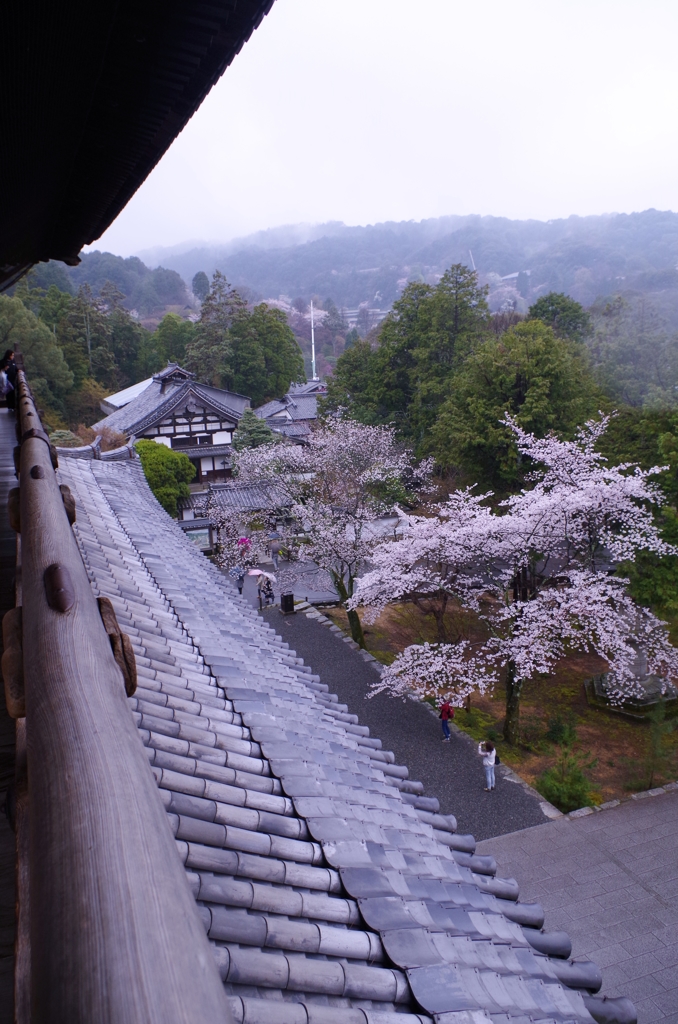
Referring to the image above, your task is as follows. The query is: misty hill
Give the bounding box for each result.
[24,250,190,323]
[23,209,678,331]
[132,209,678,321]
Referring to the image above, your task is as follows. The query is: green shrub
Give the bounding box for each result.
[49,429,83,448]
[135,440,196,517]
[545,713,578,747]
[536,750,597,813]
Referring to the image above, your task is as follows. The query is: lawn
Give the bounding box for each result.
[324,601,678,807]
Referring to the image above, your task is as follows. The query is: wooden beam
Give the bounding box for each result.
[15,372,231,1022]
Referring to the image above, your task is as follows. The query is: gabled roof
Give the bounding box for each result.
[153,364,196,384]
[93,377,250,436]
[256,394,319,424]
[100,365,197,416]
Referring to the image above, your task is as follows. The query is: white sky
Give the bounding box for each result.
[92,0,678,257]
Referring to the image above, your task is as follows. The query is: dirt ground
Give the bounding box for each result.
[324,602,678,804]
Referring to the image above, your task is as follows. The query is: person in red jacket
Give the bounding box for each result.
[439,700,454,742]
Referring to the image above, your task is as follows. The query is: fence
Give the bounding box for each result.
[6,369,229,1022]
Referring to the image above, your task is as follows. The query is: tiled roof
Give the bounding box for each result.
[289,382,328,397]
[270,422,313,439]
[181,480,288,515]
[56,455,625,1024]
[255,394,318,424]
[93,380,250,436]
[173,444,235,461]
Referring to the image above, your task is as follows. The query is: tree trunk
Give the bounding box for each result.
[433,595,448,642]
[335,574,365,647]
[504,661,522,744]
[347,608,366,647]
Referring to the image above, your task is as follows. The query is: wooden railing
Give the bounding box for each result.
[8,371,230,1022]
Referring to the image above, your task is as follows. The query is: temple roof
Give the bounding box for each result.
[255,388,321,442]
[55,452,617,1024]
[0,0,274,289]
[181,479,289,516]
[93,372,250,436]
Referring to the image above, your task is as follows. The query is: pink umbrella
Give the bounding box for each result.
[247,569,277,582]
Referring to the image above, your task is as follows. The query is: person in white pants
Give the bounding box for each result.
[478,741,496,791]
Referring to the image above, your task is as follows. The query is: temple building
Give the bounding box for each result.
[254,379,326,440]
[94,364,250,483]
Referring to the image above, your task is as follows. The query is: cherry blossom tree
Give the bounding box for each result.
[234,419,425,644]
[354,489,499,642]
[374,640,498,707]
[351,415,678,742]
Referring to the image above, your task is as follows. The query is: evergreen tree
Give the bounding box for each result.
[152,313,195,366]
[527,292,591,342]
[192,271,210,302]
[431,319,599,486]
[185,271,244,388]
[242,304,304,403]
[324,266,489,447]
[232,408,280,450]
[0,295,73,422]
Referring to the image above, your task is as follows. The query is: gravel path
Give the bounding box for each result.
[261,606,548,841]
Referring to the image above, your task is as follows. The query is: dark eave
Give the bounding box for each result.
[0,0,274,289]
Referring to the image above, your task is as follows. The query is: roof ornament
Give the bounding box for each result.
[153,363,196,392]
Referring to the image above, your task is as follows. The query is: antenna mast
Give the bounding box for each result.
[310,300,317,380]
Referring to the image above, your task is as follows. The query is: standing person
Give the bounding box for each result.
[439,700,454,742]
[268,532,281,571]
[262,577,274,606]
[478,741,496,791]
[229,566,246,595]
[1,351,16,412]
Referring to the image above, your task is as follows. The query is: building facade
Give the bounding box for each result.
[93,364,250,483]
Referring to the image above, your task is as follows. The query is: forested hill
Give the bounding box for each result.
[21,250,189,321]
[21,208,678,325]
[133,209,678,319]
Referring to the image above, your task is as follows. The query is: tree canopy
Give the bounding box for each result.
[135,440,195,517]
[185,272,304,404]
[527,292,591,342]
[431,319,600,486]
[322,265,490,443]
[191,271,210,302]
[0,295,73,415]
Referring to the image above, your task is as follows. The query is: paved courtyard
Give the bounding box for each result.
[477,790,678,1024]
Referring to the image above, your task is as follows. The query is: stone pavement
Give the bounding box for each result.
[261,606,549,842]
[477,790,678,1024]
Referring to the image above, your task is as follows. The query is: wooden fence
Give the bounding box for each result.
[6,370,230,1022]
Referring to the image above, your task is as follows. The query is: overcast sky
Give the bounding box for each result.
[92,0,678,257]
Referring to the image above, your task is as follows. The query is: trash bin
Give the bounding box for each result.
[280,591,295,615]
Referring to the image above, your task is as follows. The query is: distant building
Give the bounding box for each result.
[254,379,326,441]
[93,364,250,483]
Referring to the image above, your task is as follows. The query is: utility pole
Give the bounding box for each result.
[310,300,317,380]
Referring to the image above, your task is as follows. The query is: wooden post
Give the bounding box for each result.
[15,373,231,1022]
